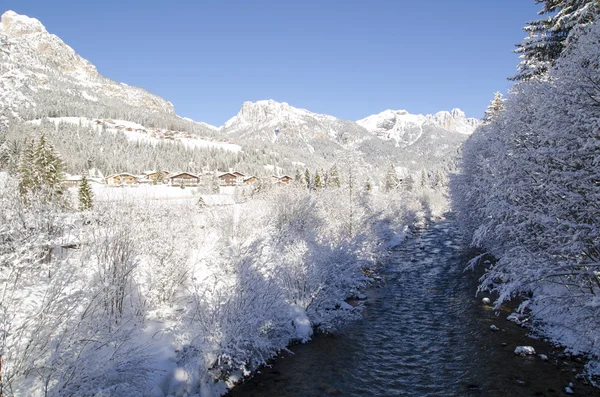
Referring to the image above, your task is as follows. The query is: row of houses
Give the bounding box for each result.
[65,170,294,188]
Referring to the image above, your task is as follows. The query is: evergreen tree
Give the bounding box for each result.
[294,169,302,183]
[18,135,65,201]
[78,175,94,211]
[17,138,36,197]
[314,169,323,189]
[512,0,599,80]
[384,165,399,192]
[33,134,65,197]
[420,169,429,188]
[327,164,341,188]
[154,167,165,185]
[482,92,506,124]
[304,169,311,189]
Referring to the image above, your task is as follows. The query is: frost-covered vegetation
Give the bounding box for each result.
[452,0,600,382]
[0,152,447,396]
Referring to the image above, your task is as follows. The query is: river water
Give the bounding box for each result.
[228,219,598,397]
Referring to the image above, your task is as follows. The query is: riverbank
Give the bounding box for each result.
[226,220,600,397]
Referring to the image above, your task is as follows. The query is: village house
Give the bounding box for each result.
[243,176,258,184]
[64,175,82,188]
[271,175,293,184]
[143,170,170,182]
[169,172,200,186]
[218,172,239,186]
[278,175,293,184]
[105,173,139,186]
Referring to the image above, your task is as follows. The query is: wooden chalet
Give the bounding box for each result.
[169,172,200,186]
[143,170,170,182]
[271,175,293,184]
[105,173,138,186]
[64,175,82,188]
[243,176,258,184]
[232,171,245,179]
[278,175,293,184]
[218,172,238,186]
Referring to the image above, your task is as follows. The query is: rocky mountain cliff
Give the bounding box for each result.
[0,10,174,118]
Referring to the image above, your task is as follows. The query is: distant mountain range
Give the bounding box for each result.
[0,10,480,174]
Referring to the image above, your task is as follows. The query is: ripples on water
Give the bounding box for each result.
[228,220,599,397]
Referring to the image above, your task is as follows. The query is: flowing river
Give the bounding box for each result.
[228,218,599,397]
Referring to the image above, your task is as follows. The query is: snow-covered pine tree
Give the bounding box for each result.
[327,164,341,188]
[33,135,65,199]
[420,169,429,188]
[384,164,399,192]
[512,0,599,80]
[314,169,323,189]
[78,175,94,211]
[154,167,165,185]
[304,169,311,189]
[482,92,506,124]
[17,138,36,197]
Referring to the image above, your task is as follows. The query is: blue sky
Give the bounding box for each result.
[5,0,541,126]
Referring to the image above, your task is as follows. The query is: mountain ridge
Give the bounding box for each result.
[1,9,479,174]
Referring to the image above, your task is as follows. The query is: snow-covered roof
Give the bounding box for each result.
[106,172,137,178]
[169,172,199,179]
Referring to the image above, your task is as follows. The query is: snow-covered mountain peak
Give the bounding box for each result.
[0,11,174,115]
[357,107,480,147]
[224,99,314,129]
[1,10,46,36]
[430,109,478,134]
[221,99,370,149]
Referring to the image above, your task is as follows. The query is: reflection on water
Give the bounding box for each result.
[228,219,599,397]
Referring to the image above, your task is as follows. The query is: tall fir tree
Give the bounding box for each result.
[33,134,65,197]
[154,167,165,185]
[314,169,323,189]
[78,175,94,211]
[304,169,311,190]
[482,92,506,124]
[420,169,429,188]
[512,0,599,80]
[384,164,399,192]
[327,164,341,188]
[18,135,65,201]
[17,138,36,197]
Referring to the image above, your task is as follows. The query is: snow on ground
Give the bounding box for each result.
[28,117,242,153]
[90,183,202,202]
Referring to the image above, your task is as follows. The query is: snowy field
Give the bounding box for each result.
[0,171,447,397]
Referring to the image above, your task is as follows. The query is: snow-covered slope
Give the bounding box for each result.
[221,100,370,149]
[0,10,174,116]
[357,108,479,147]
